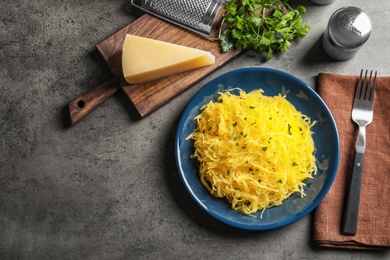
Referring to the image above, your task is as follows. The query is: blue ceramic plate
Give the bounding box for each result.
[175,67,340,230]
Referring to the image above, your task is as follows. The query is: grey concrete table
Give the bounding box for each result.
[1,0,389,259]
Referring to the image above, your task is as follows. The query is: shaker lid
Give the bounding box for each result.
[327,6,372,50]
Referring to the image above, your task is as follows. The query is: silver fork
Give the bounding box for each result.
[342,69,377,236]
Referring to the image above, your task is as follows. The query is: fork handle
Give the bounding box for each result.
[341,150,364,236]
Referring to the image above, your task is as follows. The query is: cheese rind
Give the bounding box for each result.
[122,34,215,84]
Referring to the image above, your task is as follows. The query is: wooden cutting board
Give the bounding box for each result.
[97,14,242,116]
[69,13,242,125]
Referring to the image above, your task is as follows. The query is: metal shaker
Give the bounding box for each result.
[322,6,372,60]
[310,0,336,5]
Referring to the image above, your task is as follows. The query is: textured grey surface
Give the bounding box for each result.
[1,0,389,259]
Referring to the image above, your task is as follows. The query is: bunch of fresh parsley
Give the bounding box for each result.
[220,0,311,60]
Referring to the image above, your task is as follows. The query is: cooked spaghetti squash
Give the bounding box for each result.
[187,89,317,216]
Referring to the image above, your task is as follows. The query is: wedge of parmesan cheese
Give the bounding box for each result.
[122,34,215,84]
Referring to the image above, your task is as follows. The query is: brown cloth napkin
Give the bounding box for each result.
[313,73,390,250]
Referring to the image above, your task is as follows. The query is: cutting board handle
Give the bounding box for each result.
[68,78,119,126]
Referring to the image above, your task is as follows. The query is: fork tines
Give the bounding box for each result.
[355,69,378,102]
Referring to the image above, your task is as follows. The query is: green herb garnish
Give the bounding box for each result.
[288,123,292,135]
[220,0,311,60]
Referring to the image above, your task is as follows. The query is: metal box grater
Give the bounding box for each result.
[131,0,226,39]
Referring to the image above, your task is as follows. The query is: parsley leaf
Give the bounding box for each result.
[220,0,311,60]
